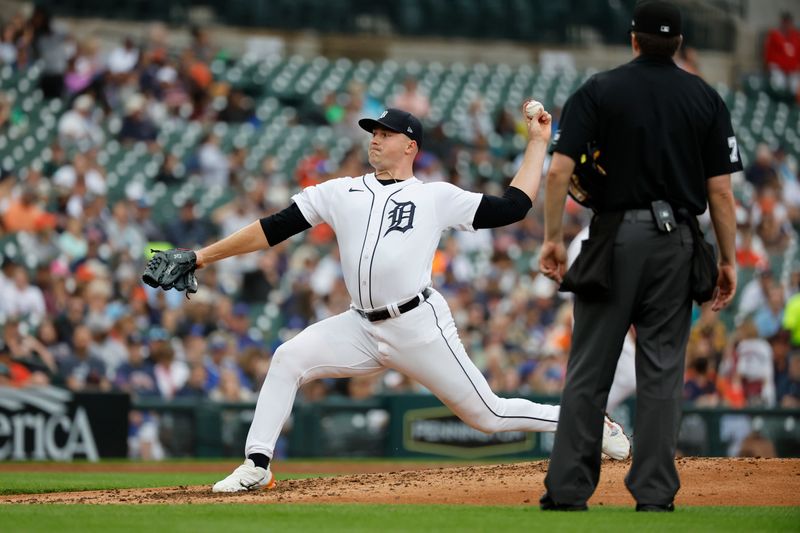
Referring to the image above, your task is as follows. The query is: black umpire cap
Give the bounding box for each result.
[359,108,423,147]
[630,0,682,37]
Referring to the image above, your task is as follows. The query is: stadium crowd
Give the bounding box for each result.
[0,9,799,457]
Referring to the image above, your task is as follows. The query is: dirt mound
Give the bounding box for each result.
[2,458,798,506]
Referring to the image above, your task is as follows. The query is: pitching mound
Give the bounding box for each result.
[2,458,798,506]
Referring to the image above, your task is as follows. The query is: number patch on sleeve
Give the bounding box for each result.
[727,136,739,163]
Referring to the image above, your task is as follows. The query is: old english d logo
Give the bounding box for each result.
[384,200,416,236]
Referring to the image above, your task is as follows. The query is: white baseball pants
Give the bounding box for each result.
[244,289,560,458]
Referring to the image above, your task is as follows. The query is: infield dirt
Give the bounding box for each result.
[1,457,797,506]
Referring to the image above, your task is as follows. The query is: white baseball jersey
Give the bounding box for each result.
[293,173,482,309]
[240,173,573,461]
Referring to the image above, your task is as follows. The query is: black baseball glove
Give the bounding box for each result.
[568,141,606,210]
[142,249,198,296]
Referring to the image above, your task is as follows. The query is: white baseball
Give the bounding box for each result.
[525,100,544,120]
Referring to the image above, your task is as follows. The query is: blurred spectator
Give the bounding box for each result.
[778,351,800,406]
[240,250,281,303]
[676,46,702,77]
[346,374,379,400]
[1,264,46,321]
[304,91,344,126]
[239,345,270,392]
[527,353,566,395]
[118,93,159,143]
[156,63,190,115]
[745,143,779,191]
[494,106,524,138]
[150,332,188,400]
[107,36,140,75]
[114,334,158,397]
[456,98,494,146]
[736,225,768,270]
[190,26,216,63]
[31,6,69,99]
[17,211,60,267]
[737,268,775,324]
[0,91,11,130]
[64,37,102,97]
[42,142,68,178]
[154,152,183,187]
[3,319,56,380]
[196,132,229,188]
[127,410,165,460]
[176,363,208,398]
[57,94,104,149]
[0,341,45,387]
[52,151,107,217]
[106,200,146,260]
[57,217,89,262]
[210,367,254,402]
[131,197,163,242]
[753,285,786,338]
[59,324,111,392]
[756,208,791,254]
[163,199,212,248]
[182,49,213,119]
[391,76,430,119]
[0,21,19,66]
[684,356,718,406]
[734,320,776,407]
[2,186,45,232]
[764,12,800,102]
[218,89,254,123]
[690,304,729,360]
[295,144,331,189]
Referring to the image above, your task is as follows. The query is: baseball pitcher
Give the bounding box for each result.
[143,103,630,493]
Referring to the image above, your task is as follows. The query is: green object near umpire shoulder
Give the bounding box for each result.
[142,248,198,296]
[568,142,606,210]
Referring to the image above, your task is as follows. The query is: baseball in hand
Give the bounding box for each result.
[525,100,544,120]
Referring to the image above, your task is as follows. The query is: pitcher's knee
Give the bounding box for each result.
[464,412,502,434]
[269,343,307,382]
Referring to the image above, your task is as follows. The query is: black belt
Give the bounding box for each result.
[622,208,690,224]
[622,209,654,223]
[355,288,432,322]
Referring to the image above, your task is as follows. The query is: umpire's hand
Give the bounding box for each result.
[710,263,736,311]
[539,240,567,283]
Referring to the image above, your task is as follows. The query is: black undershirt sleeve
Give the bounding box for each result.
[259,203,312,246]
[472,186,533,229]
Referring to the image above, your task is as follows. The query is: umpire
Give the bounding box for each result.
[538,0,741,512]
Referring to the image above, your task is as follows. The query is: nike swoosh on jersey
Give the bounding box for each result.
[348,188,364,192]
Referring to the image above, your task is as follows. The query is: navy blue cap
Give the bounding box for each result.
[359,108,423,147]
[630,1,682,37]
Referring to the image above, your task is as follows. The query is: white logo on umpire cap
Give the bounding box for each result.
[660,25,669,32]
[407,126,413,133]
[380,110,388,118]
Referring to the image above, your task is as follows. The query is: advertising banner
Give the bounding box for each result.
[0,387,129,461]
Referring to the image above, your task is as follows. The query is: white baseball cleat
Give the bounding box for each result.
[601,416,631,460]
[212,459,277,493]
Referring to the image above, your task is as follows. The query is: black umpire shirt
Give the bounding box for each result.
[551,54,744,215]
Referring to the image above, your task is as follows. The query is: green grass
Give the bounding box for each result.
[0,505,796,533]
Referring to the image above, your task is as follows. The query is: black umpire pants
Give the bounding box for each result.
[544,211,694,506]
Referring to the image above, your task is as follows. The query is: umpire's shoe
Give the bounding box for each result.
[539,493,588,511]
[601,416,631,460]
[636,503,675,512]
[212,459,277,493]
